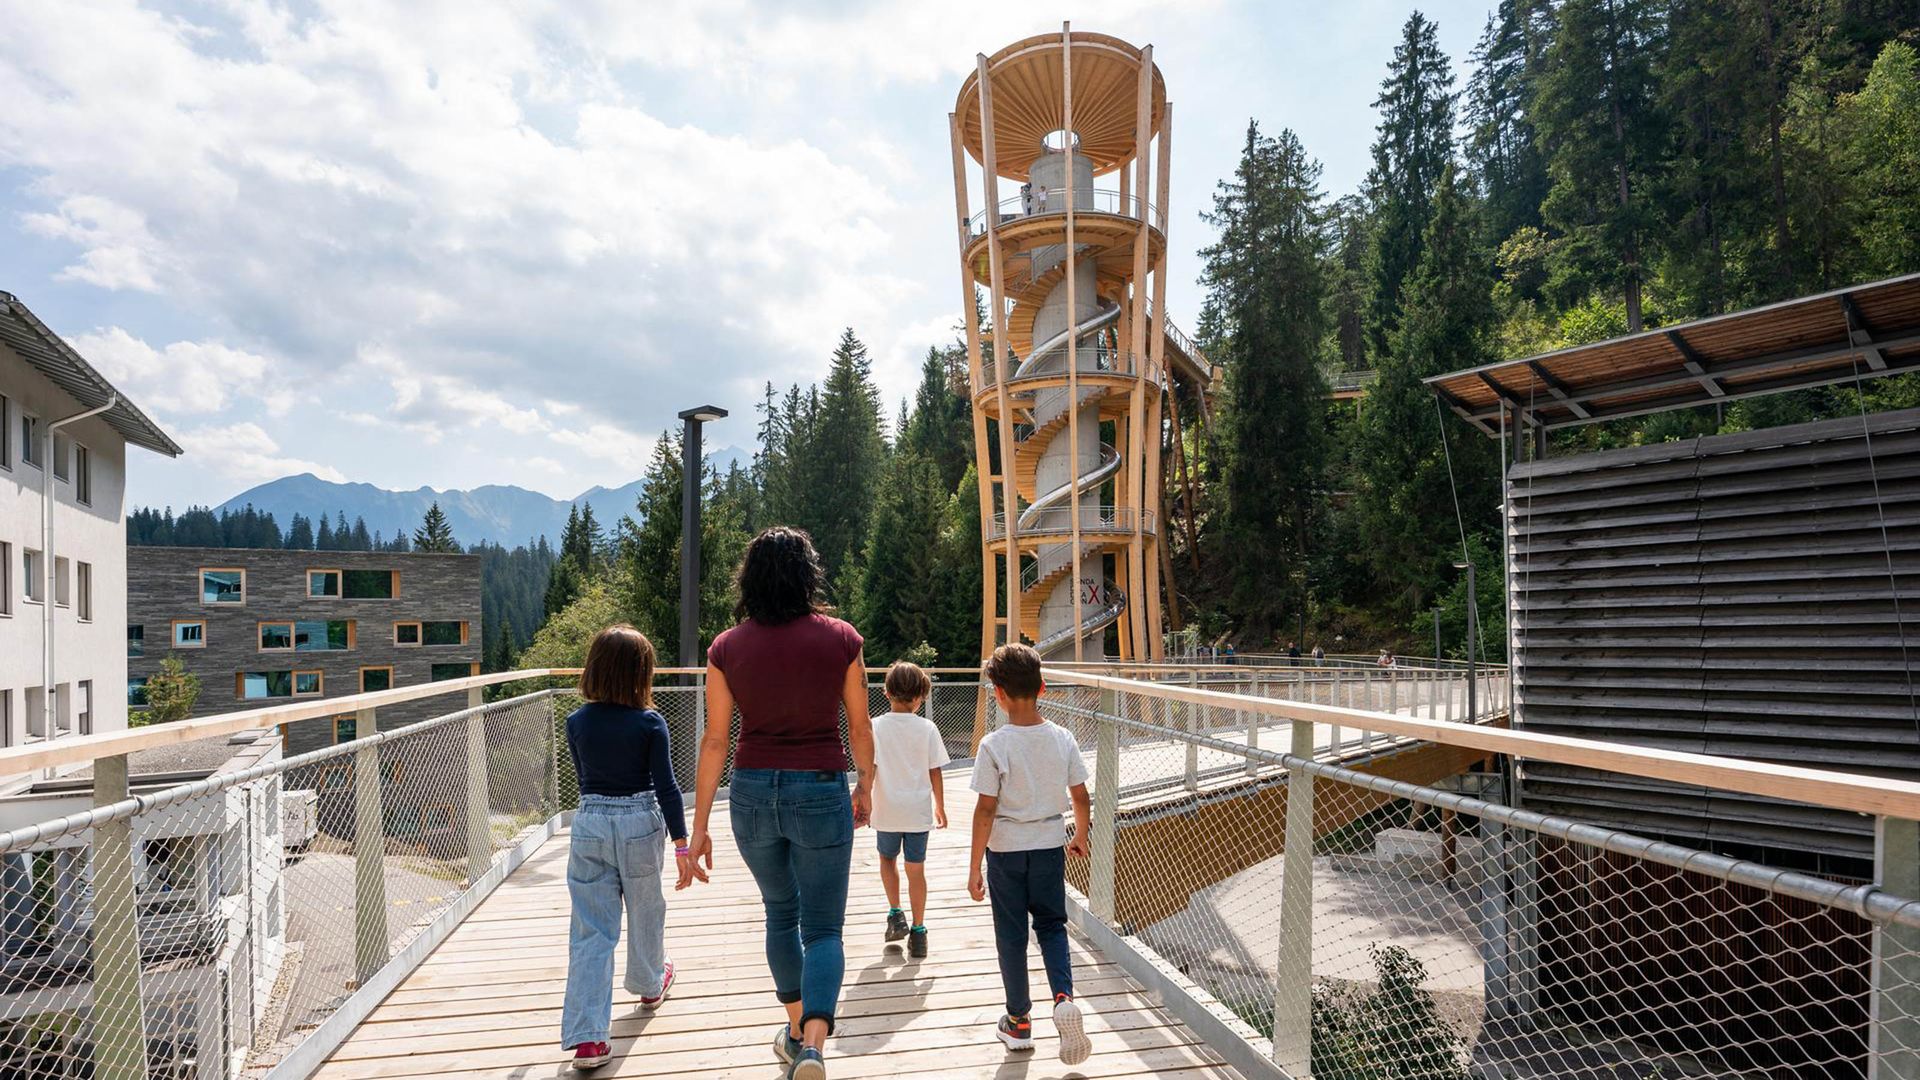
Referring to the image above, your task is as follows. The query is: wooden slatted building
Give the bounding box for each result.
[1428,272,1920,872]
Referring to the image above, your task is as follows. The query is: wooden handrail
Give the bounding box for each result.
[0,665,992,776]
[1045,668,1920,822]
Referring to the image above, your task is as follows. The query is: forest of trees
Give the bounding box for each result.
[135,4,1919,670]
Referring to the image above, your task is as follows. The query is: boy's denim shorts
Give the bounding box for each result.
[876,830,929,863]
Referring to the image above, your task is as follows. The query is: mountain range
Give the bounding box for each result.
[206,447,749,548]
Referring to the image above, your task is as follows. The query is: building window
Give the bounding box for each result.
[0,541,11,616]
[0,689,11,749]
[51,432,69,482]
[342,569,397,599]
[128,678,150,707]
[52,557,69,607]
[394,621,421,646]
[76,681,91,736]
[20,412,40,468]
[76,562,91,621]
[173,620,206,648]
[307,569,341,598]
[23,549,42,604]
[293,671,323,697]
[259,622,293,650]
[295,619,353,651]
[332,715,357,743]
[0,394,9,469]
[421,620,466,646]
[431,662,478,682]
[74,444,91,505]
[360,667,393,693]
[128,625,144,657]
[237,671,294,700]
[201,568,246,605]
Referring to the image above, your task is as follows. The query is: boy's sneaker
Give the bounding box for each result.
[885,909,909,942]
[772,1025,803,1066]
[996,1013,1035,1051]
[787,1046,827,1080]
[639,961,674,1009]
[1054,993,1091,1065]
[908,926,928,958]
[570,1042,611,1070]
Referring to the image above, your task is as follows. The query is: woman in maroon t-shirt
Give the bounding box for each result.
[687,527,873,1077]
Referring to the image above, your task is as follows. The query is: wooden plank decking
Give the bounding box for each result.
[314,787,1239,1080]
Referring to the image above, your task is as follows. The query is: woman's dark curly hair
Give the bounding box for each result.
[734,526,826,625]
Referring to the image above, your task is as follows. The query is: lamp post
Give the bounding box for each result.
[678,405,728,669]
[1453,560,1477,722]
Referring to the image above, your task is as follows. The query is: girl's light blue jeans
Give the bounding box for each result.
[560,793,669,1048]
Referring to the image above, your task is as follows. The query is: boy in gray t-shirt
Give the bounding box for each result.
[968,644,1093,1065]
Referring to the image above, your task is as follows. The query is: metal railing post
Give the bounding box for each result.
[1184,671,1200,791]
[1271,719,1315,1077]
[354,706,389,984]
[1245,673,1260,777]
[694,670,708,777]
[1090,688,1120,922]
[1871,814,1920,1078]
[466,688,491,884]
[89,752,148,1080]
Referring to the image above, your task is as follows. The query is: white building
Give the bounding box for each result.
[0,290,181,774]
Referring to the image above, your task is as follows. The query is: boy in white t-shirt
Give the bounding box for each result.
[871,661,951,958]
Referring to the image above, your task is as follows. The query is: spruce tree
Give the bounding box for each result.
[1465,0,1551,247]
[285,513,314,550]
[350,517,373,551]
[1200,122,1331,641]
[791,329,886,598]
[486,617,517,673]
[315,513,335,551]
[1365,12,1458,360]
[855,453,950,664]
[622,433,686,658]
[1531,0,1668,330]
[933,465,986,668]
[1354,165,1502,614]
[899,345,974,493]
[413,501,461,553]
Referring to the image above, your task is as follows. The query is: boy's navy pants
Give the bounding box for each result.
[986,846,1074,1016]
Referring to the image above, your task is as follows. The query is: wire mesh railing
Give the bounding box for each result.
[1035,671,1920,1080]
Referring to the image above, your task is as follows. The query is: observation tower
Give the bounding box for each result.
[949,26,1213,663]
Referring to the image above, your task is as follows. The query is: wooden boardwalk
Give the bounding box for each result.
[315,788,1240,1080]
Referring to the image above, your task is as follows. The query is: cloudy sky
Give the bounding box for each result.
[1,0,1489,511]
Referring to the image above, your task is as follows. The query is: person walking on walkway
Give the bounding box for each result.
[687,527,875,1080]
[559,625,695,1071]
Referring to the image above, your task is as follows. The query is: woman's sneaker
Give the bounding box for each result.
[569,1042,611,1070]
[995,1013,1034,1051]
[772,1025,803,1066]
[787,1046,827,1080]
[1053,993,1091,1065]
[639,961,675,1009]
[885,909,909,942]
[908,926,928,958]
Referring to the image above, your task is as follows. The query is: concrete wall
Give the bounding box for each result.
[0,338,130,761]
[127,547,482,754]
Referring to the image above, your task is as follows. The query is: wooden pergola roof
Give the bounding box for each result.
[1426,272,1920,436]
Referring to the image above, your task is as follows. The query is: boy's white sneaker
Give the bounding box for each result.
[1053,993,1091,1065]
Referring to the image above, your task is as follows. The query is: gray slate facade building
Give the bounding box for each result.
[127,547,482,754]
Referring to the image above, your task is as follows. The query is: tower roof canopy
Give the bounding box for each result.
[956,31,1165,181]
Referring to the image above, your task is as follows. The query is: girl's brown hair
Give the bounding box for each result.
[579,624,656,709]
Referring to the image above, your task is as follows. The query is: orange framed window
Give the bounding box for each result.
[292,671,324,697]
[172,620,206,649]
[420,620,466,646]
[259,622,294,651]
[307,569,342,598]
[360,666,393,693]
[200,567,246,605]
[342,569,399,599]
[394,621,421,646]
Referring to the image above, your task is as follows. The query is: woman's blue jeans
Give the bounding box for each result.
[729,769,854,1034]
[560,794,668,1048]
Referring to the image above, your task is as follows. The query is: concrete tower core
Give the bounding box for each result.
[949,26,1216,665]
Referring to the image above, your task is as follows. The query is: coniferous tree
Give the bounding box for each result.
[855,453,950,664]
[1354,165,1502,613]
[623,434,686,658]
[1532,0,1668,330]
[285,513,314,550]
[899,345,974,492]
[350,516,373,551]
[486,616,518,674]
[1325,196,1373,371]
[789,329,886,598]
[1466,0,1551,247]
[332,511,352,550]
[932,465,986,668]
[1365,12,1458,360]
[413,501,461,553]
[315,513,335,551]
[1201,122,1331,641]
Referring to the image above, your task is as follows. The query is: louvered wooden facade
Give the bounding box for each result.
[1509,407,1920,866]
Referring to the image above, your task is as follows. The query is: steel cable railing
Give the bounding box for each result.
[1030,671,1920,1080]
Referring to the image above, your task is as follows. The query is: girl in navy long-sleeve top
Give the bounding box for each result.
[559,625,697,1069]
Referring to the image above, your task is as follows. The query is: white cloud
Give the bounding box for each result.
[175,421,348,486]
[550,423,656,468]
[69,326,276,415]
[21,196,165,292]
